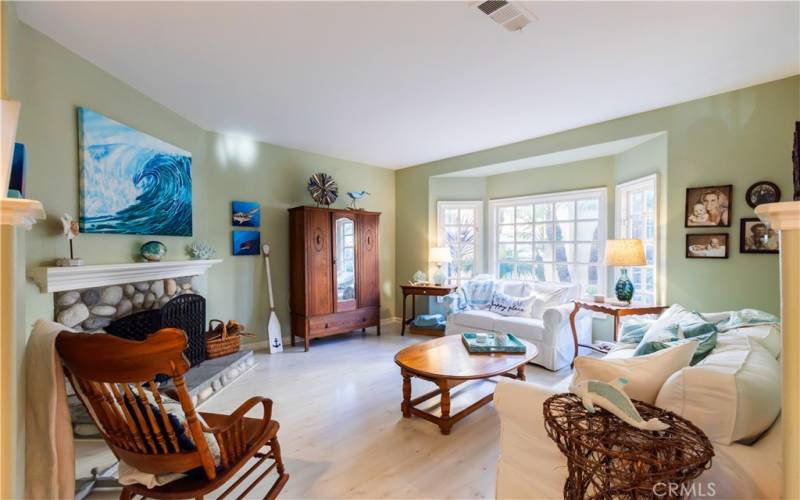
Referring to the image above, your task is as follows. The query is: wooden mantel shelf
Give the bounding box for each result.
[31,259,223,293]
[0,198,45,229]
[756,200,800,230]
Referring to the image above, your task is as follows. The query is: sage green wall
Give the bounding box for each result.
[398,76,800,316]
[6,8,397,340]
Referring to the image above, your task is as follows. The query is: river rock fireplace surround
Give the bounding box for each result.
[32,259,255,436]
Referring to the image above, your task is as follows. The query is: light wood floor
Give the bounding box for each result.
[83,323,572,499]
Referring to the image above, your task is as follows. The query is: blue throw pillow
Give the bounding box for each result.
[618,317,655,345]
[633,305,718,365]
[634,332,717,366]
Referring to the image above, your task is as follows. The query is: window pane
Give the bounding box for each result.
[646,190,654,211]
[535,224,553,241]
[499,207,514,224]
[498,262,514,279]
[516,224,533,242]
[630,215,643,239]
[645,244,654,265]
[457,209,473,225]
[555,243,574,263]
[498,243,514,260]
[645,267,654,291]
[445,226,459,246]
[515,263,533,280]
[646,216,655,239]
[632,191,644,214]
[555,201,575,221]
[516,243,533,260]
[556,263,573,283]
[536,262,554,281]
[499,225,514,242]
[555,222,574,241]
[577,199,599,219]
[445,208,459,225]
[576,243,598,263]
[516,205,533,223]
[535,243,553,262]
[460,260,474,279]
[576,221,598,241]
[461,226,475,248]
[535,203,553,222]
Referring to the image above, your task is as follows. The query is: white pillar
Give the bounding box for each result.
[756,200,800,500]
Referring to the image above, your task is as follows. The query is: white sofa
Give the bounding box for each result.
[494,318,782,499]
[444,279,592,371]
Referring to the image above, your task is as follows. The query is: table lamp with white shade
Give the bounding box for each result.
[429,247,452,286]
[605,239,646,303]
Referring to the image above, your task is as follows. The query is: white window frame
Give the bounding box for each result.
[437,200,483,285]
[488,187,607,297]
[615,174,659,305]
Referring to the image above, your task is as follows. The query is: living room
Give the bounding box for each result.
[1,2,799,499]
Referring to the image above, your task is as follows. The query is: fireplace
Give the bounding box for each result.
[105,293,207,367]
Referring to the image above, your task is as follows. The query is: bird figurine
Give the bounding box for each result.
[346,190,371,210]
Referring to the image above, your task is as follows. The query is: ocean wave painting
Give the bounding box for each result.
[79,108,192,236]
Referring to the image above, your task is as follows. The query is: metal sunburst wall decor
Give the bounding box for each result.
[307,172,338,207]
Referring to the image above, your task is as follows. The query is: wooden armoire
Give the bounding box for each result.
[288,206,381,350]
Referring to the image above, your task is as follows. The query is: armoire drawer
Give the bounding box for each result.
[308,307,379,337]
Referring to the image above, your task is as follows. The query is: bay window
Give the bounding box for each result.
[489,188,607,296]
[437,201,483,284]
[615,174,659,305]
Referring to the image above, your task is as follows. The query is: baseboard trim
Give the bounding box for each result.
[242,317,400,351]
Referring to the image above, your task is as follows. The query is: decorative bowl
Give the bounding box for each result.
[140,241,167,262]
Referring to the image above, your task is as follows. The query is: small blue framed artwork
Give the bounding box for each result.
[78,107,192,236]
[232,230,261,256]
[231,200,260,227]
[7,143,26,198]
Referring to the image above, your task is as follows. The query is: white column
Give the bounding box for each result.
[0,199,43,499]
[756,200,800,500]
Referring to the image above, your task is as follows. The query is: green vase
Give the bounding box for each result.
[615,268,634,302]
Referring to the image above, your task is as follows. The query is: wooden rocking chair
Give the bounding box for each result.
[56,328,289,500]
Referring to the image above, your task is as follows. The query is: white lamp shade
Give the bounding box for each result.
[605,239,646,266]
[429,247,453,263]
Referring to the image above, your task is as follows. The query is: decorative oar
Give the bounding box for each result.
[263,244,283,353]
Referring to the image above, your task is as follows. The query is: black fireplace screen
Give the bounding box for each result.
[105,293,206,367]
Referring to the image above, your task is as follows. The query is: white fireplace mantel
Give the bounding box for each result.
[31,259,223,293]
[0,198,45,229]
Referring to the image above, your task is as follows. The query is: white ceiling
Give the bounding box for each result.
[16,2,799,169]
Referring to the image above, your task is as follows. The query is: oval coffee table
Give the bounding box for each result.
[394,335,538,434]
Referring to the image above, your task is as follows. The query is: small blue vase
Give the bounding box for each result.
[615,268,634,302]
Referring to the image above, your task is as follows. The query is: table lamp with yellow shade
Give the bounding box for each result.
[429,247,453,286]
[605,239,646,303]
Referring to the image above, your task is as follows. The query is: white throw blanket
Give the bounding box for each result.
[25,319,75,499]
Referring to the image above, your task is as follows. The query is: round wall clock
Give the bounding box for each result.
[745,181,781,208]
[307,172,338,207]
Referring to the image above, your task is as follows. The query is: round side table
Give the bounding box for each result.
[543,393,714,499]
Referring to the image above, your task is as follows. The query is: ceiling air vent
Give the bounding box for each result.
[473,1,535,32]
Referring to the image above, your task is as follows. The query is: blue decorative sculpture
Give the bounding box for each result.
[346,190,371,210]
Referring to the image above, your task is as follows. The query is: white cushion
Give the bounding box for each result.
[492,316,546,341]
[451,309,498,331]
[723,324,781,359]
[530,282,575,320]
[498,280,533,298]
[572,341,697,403]
[488,291,536,317]
[655,336,781,445]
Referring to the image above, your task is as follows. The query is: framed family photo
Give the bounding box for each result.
[685,185,732,227]
[740,218,779,254]
[745,181,781,209]
[686,233,729,259]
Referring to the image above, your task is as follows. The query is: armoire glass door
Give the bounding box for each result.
[334,214,357,312]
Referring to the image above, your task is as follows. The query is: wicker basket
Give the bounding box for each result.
[206,319,252,359]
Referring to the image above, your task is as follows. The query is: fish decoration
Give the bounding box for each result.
[346,190,371,209]
[308,172,338,207]
[232,207,258,225]
[569,378,670,431]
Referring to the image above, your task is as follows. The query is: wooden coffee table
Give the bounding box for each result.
[394,335,538,435]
